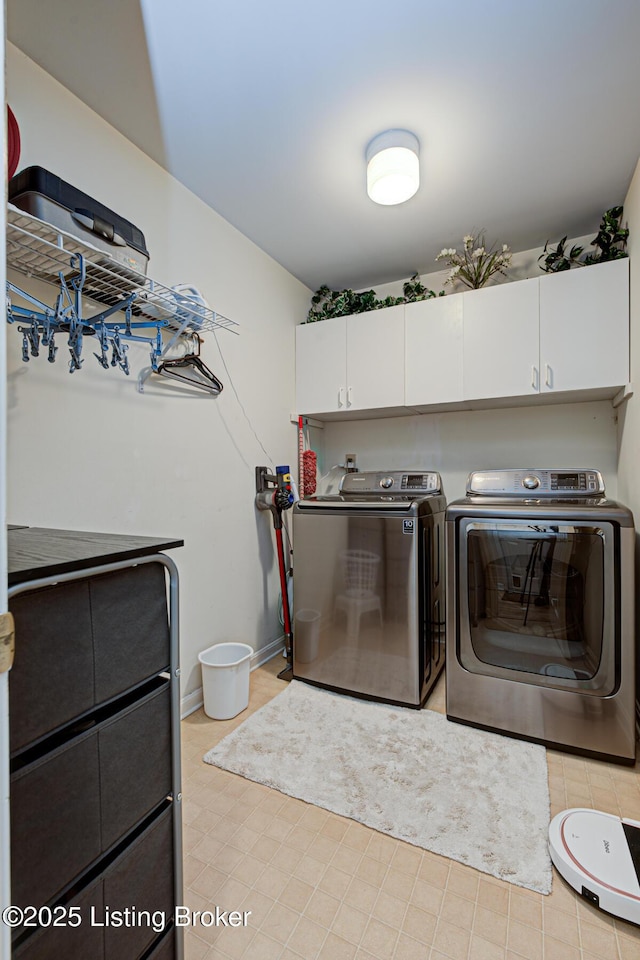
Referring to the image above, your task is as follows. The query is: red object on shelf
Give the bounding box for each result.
[302,449,317,495]
[7,105,21,180]
[297,415,317,497]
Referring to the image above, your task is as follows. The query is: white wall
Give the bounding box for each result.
[319,401,619,504]
[617,155,640,704]
[617,158,640,509]
[6,44,311,700]
[0,13,11,957]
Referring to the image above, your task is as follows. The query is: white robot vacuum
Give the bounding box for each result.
[549,808,640,925]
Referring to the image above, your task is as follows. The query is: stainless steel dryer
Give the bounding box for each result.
[292,470,446,707]
[446,468,636,763]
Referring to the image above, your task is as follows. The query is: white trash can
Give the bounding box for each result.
[198,642,254,720]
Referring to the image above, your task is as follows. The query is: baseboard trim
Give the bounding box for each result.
[180,636,285,718]
[181,688,205,719]
[251,635,286,670]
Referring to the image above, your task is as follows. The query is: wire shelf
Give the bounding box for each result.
[6,204,238,335]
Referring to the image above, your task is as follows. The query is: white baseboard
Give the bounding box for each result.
[180,636,286,719]
[181,688,205,719]
[251,635,286,670]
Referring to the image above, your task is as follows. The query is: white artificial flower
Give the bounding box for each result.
[473,247,485,258]
[464,235,474,245]
[450,265,461,276]
[502,244,509,252]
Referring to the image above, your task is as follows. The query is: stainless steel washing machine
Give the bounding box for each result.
[292,470,446,707]
[446,468,636,763]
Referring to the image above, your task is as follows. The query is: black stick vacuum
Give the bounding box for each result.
[255,465,294,680]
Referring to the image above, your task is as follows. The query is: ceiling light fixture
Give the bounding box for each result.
[366,129,420,206]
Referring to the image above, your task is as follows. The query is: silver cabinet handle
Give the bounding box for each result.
[531,366,539,390]
[338,387,345,407]
[347,386,353,406]
[545,364,553,388]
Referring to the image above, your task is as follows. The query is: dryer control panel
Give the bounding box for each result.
[467,468,605,497]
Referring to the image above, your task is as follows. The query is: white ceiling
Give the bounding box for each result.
[7,0,640,292]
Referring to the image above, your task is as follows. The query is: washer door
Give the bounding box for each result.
[458,519,617,695]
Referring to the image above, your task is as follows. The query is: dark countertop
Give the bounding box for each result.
[7,526,184,585]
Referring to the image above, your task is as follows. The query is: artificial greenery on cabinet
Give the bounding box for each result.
[305,204,630,322]
[539,205,628,273]
[305,274,444,323]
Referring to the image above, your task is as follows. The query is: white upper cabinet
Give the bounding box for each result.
[295,305,405,414]
[295,315,347,414]
[295,261,629,417]
[462,260,629,402]
[346,305,405,410]
[405,294,463,406]
[539,258,629,393]
[462,279,540,400]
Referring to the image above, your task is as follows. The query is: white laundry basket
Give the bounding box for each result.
[340,549,381,597]
[337,550,382,638]
[198,642,254,720]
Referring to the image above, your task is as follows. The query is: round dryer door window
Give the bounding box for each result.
[460,520,615,694]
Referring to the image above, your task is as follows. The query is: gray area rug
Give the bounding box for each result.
[203,680,552,893]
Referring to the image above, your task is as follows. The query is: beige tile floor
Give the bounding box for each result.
[180,659,640,960]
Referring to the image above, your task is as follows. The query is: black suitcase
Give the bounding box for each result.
[9,165,149,277]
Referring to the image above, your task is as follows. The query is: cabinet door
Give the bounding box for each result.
[539,258,629,393]
[463,279,539,400]
[405,295,463,405]
[295,316,346,414]
[346,304,405,410]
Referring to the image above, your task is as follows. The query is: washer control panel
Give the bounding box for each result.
[400,473,440,492]
[467,468,605,497]
[341,471,441,496]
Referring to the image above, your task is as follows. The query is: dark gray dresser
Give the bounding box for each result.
[7,527,184,960]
